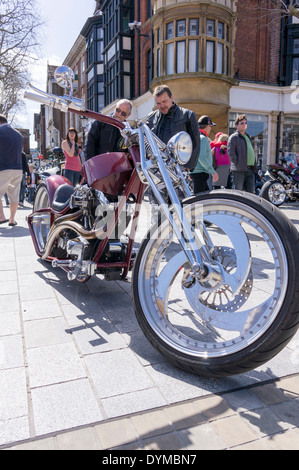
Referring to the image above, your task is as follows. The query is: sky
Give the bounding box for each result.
[20,0,95,148]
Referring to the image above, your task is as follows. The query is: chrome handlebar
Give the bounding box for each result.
[24,83,86,113]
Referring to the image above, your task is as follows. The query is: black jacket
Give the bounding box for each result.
[84,120,122,161]
[146,104,201,171]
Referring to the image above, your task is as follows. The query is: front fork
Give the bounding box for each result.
[137,123,223,285]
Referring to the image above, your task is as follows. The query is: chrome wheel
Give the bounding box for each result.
[266,182,286,206]
[133,194,292,369]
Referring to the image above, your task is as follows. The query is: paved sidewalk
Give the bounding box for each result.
[1,198,299,450]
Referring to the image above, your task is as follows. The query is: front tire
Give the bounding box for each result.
[132,191,299,377]
[260,180,287,206]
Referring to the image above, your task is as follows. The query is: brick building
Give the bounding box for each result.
[36,0,299,168]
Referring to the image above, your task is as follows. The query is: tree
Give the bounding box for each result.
[0,0,43,120]
[280,0,299,18]
[260,0,299,19]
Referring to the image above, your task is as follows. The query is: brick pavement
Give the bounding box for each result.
[1,197,299,450]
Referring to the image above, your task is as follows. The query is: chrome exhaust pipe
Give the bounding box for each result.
[41,219,106,260]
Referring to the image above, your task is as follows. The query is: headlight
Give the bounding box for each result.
[167,132,192,166]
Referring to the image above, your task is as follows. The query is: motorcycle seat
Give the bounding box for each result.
[52,184,75,212]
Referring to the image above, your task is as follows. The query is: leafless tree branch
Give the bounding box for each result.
[0,0,43,119]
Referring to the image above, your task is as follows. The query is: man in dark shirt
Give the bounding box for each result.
[0,115,23,226]
[84,99,132,161]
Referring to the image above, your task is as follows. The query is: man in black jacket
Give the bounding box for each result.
[84,99,132,161]
[145,85,201,217]
[146,85,201,171]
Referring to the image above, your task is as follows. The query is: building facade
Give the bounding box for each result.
[35,0,299,169]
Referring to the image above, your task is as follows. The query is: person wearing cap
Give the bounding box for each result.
[227,114,256,193]
[190,115,219,194]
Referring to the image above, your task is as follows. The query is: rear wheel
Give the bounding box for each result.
[132,191,299,377]
[260,180,287,206]
[33,183,50,211]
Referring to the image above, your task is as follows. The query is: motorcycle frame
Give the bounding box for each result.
[27,109,148,280]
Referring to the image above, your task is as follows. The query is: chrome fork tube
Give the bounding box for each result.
[139,123,204,275]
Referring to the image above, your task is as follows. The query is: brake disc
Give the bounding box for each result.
[184,246,253,312]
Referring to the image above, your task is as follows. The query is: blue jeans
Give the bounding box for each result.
[28,187,35,204]
[232,170,255,193]
[19,174,26,203]
[63,169,82,187]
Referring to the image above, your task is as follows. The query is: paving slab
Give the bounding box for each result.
[1,199,299,450]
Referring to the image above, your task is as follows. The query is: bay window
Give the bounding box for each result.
[162,17,231,77]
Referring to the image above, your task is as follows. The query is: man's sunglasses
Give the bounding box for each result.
[238,121,247,125]
[115,107,128,117]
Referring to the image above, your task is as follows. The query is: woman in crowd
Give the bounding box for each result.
[211,133,231,189]
[61,128,82,186]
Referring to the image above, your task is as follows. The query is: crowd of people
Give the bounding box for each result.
[0,87,257,227]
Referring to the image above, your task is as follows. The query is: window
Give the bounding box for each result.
[207,20,215,37]
[189,19,199,36]
[166,43,174,75]
[162,17,230,78]
[177,20,186,37]
[283,116,299,157]
[218,22,224,40]
[292,38,299,81]
[293,57,299,81]
[206,41,214,73]
[285,24,299,85]
[216,43,223,74]
[157,48,161,76]
[166,22,174,40]
[177,41,186,73]
[189,40,199,72]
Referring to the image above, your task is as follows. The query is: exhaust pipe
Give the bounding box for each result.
[41,219,106,260]
[277,171,291,184]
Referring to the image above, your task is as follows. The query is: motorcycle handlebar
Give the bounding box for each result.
[24,83,85,113]
[24,83,125,130]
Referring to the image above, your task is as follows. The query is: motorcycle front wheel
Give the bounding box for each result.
[132,191,299,377]
[260,180,287,206]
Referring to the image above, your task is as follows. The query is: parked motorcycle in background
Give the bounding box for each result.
[24,66,299,378]
[260,152,299,206]
[254,167,269,196]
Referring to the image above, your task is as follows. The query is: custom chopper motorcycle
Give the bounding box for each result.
[261,154,299,206]
[24,66,299,377]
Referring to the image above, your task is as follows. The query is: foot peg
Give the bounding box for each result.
[52,237,96,281]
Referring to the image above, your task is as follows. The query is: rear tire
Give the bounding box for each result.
[132,191,299,377]
[33,183,50,211]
